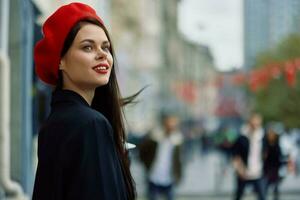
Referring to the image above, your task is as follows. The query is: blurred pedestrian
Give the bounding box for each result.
[280,129,299,176]
[214,124,238,161]
[232,113,265,200]
[32,2,140,200]
[263,123,284,200]
[214,124,238,192]
[138,111,183,200]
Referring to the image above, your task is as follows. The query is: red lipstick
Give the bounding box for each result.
[92,63,109,74]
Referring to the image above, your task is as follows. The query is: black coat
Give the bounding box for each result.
[263,139,282,182]
[232,135,250,166]
[32,90,128,200]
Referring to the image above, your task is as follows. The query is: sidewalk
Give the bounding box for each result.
[131,150,300,199]
[137,193,300,200]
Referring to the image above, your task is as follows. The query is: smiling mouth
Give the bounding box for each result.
[93,65,109,74]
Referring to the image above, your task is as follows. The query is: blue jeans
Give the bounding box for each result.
[147,181,174,200]
[263,176,281,200]
[234,177,265,200]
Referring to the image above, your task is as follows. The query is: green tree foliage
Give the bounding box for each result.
[254,34,300,128]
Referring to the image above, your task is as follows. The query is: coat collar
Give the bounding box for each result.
[51,89,90,107]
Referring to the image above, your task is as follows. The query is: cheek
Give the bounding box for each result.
[70,53,92,71]
[108,54,114,66]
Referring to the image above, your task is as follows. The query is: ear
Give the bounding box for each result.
[59,59,65,70]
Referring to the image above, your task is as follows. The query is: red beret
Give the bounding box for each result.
[34,2,104,85]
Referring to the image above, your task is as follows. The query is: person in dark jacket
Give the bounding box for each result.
[139,112,183,200]
[232,113,265,200]
[32,2,139,200]
[263,123,283,200]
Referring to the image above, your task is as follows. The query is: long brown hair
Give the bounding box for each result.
[59,18,139,200]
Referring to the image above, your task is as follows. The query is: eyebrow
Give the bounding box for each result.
[80,39,110,45]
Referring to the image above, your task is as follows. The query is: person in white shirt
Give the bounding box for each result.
[232,113,265,200]
[139,111,183,200]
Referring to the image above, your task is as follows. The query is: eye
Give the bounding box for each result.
[83,45,93,52]
[102,44,111,52]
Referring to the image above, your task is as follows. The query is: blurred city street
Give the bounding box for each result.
[137,194,300,200]
[2,0,300,199]
[132,149,300,200]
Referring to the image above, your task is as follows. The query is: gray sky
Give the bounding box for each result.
[178,0,243,71]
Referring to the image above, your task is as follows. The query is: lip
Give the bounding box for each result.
[92,63,110,74]
[93,63,109,69]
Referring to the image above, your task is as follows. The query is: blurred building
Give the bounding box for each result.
[162,0,218,122]
[110,0,162,132]
[34,0,110,24]
[244,0,300,68]
[214,70,246,130]
[110,0,218,133]
[177,40,218,120]
[1,0,36,199]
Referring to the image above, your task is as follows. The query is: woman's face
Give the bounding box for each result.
[60,23,113,90]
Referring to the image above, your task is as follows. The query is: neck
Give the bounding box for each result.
[164,128,173,136]
[61,72,96,105]
[63,85,95,106]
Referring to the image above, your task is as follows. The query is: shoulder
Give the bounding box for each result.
[170,131,184,145]
[51,103,110,128]
[42,105,112,143]
[74,110,113,140]
[234,134,248,146]
[61,111,114,153]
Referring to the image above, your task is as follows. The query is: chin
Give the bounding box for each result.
[96,79,109,87]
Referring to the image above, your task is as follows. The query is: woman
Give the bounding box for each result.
[263,124,283,200]
[33,2,137,200]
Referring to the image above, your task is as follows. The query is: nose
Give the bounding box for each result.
[95,48,107,60]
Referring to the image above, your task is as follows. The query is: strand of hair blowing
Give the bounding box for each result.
[91,71,136,200]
